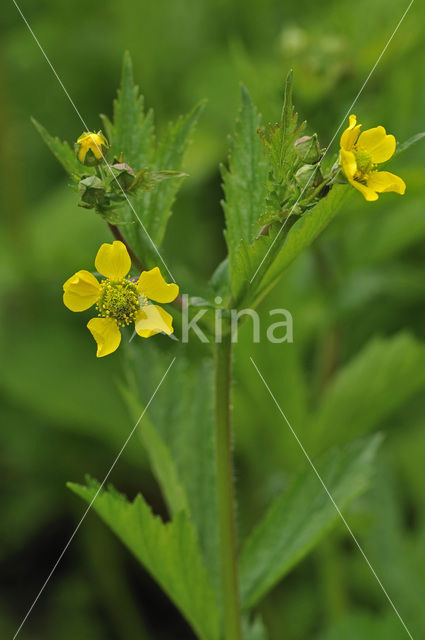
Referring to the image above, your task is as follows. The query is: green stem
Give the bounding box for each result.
[214,333,242,640]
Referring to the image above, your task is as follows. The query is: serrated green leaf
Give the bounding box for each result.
[231,230,275,304]
[128,344,220,594]
[256,185,349,301]
[313,333,425,452]
[32,117,88,178]
[120,384,189,517]
[68,479,221,640]
[209,257,231,301]
[228,77,346,306]
[99,52,204,265]
[221,86,269,293]
[239,434,382,609]
[233,184,349,306]
[106,51,154,169]
[135,100,205,259]
[265,71,306,183]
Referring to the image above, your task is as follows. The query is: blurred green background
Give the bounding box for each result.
[1,0,425,638]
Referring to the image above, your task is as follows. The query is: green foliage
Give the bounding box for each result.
[259,71,306,194]
[252,184,350,303]
[221,85,268,292]
[32,118,90,179]
[68,478,221,640]
[102,51,205,264]
[392,131,425,160]
[231,184,349,306]
[243,615,269,640]
[362,458,425,636]
[313,333,425,451]
[239,434,382,609]
[6,3,425,637]
[122,386,189,516]
[126,344,221,593]
[138,101,205,252]
[33,52,204,269]
[316,613,405,640]
[220,73,350,308]
[101,51,154,169]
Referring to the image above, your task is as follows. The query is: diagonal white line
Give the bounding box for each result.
[249,0,415,286]
[12,357,177,640]
[12,0,174,281]
[250,356,414,640]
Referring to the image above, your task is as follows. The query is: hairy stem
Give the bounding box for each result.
[214,333,242,640]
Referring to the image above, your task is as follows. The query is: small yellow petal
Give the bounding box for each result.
[339,149,357,180]
[357,126,396,163]
[87,317,121,357]
[339,148,378,200]
[135,305,174,338]
[340,114,361,151]
[350,180,379,202]
[78,146,87,163]
[63,270,100,311]
[95,241,131,281]
[77,132,108,159]
[366,170,406,195]
[137,267,179,303]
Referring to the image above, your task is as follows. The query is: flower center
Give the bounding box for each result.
[96,279,140,327]
[354,148,373,175]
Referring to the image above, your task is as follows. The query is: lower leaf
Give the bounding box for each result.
[239,433,383,609]
[68,478,221,640]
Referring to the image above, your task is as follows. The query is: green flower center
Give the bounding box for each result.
[355,148,373,175]
[96,279,140,327]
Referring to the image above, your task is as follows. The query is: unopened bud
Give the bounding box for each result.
[294,134,321,164]
[295,163,323,190]
[78,175,106,206]
[110,162,136,191]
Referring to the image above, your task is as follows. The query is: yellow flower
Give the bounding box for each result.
[63,241,179,357]
[339,115,406,202]
[75,131,108,166]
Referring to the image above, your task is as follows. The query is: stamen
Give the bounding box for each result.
[96,278,140,327]
[355,148,373,175]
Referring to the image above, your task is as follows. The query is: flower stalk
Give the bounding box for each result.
[214,332,242,640]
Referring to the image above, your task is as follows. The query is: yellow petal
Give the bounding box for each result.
[137,267,179,303]
[77,132,107,160]
[366,170,406,195]
[339,150,378,201]
[87,317,121,357]
[77,145,88,163]
[349,179,379,202]
[339,148,357,180]
[135,305,174,338]
[357,126,396,163]
[63,270,101,311]
[340,114,361,151]
[95,241,131,281]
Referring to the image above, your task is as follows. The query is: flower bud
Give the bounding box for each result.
[75,131,108,166]
[294,163,323,190]
[294,134,321,164]
[78,175,106,206]
[110,162,136,192]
